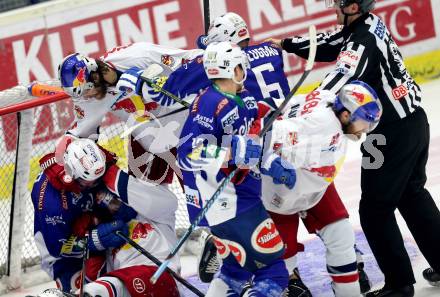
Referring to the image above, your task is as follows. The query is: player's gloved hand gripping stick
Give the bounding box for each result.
[150,25,317,284]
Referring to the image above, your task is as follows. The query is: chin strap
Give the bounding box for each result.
[342,10,362,26]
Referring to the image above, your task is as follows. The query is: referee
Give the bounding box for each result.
[268,0,440,296]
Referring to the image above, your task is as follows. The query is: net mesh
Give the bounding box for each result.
[0,84,191,276]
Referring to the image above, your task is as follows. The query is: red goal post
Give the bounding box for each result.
[0,81,192,291]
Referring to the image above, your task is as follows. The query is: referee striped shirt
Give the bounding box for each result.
[281,13,422,127]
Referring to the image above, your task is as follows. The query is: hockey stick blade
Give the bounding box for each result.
[150,25,317,284]
[115,231,204,297]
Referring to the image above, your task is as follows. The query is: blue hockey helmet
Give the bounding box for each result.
[334,80,382,132]
[58,53,98,98]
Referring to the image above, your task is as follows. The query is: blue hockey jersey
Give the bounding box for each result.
[31,172,94,283]
[177,85,261,227]
[145,42,290,107]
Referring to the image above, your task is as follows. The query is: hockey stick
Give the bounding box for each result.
[115,231,205,297]
[203,0,210,34]
[150,25,317,284]
[78,235,90,297]
[118,64,191,108]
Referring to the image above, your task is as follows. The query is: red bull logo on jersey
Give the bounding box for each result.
[251,218,284,254]
[131,222,154,240]
[72,67,86,87]
[309,165,337,179]
[112,95,158,122]
[121,221,154,250]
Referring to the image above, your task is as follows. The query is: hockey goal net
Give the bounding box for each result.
[0,81,191,289]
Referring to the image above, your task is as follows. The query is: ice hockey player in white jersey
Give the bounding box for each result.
[32,138,183,296]
[57,42,203,184]
[261,81,382,297]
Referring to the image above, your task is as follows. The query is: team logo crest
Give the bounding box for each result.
[251,218,284,254]
[161,55,175,67]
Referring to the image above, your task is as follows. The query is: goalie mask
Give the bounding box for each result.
[63,138,106,187]
[58,53,98,98]
[334,80,382,133]
[203,41,250,85]
[198,12,250,49]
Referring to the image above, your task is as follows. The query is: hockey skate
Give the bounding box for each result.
[358,262,372,294]
[285,268,312,297]
[197,230,221,283]
[365,285,414,297]
[423,267,440,287]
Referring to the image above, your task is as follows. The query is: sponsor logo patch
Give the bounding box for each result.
[221,106,239,128]
[133,278,146,293]
[208,68,219,75]
[184,186,201,208]
[251,218,284,254]
[45,214,66,226]
[337,50,360,68]
[215,98,229,116]
[238,28,248,37]
[243,96,257,109]
[392,84,408,100]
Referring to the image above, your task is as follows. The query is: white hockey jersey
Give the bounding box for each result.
[262,89,348,215]
[106,173,181,272]
[68,42,203,154]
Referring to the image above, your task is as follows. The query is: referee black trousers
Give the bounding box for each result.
[359,108,440,288]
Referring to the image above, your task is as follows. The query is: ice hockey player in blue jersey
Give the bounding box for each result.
[177,41,291,297]
[31,139,130,293]
[140,12,290,108]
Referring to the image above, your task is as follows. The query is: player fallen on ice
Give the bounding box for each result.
[32,138,184,296]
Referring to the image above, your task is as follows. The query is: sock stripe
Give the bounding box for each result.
[95,280,116,297]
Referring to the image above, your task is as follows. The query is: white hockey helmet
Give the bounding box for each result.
[205,12,250,46]
[203,41,249,84]
[58,53,98,98]
[63,138,106,182]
